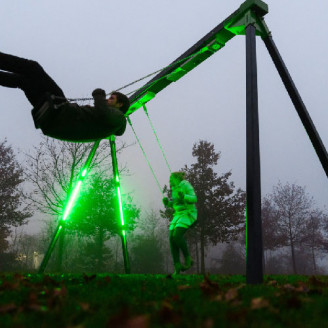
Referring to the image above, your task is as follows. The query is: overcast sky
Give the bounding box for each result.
[1,0,328,234]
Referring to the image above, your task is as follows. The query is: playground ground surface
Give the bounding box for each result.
[1,273,328,327]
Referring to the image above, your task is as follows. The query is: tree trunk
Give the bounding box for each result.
[97,227,104,272]
[262,250,266,274]
[311,246,317,274]
[290,240,297,274]
[200,226,206,274]
[195,241,200,274]
[56,226,65,272]
[288,217,297,274]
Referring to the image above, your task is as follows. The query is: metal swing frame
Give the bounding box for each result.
[40,0,328,283]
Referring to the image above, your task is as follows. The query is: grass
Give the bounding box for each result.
[1,273,328,327]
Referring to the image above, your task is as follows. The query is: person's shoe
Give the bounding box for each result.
[171,263,182,277]
[181,256,194,271]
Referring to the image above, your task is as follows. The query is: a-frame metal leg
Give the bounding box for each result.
[262,35,328,178]
[245,24,263,284]
[39,223,63,273]
[109,136,130,274]
[38,141,100,273]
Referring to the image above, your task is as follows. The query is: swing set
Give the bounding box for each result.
[39,0,328,284]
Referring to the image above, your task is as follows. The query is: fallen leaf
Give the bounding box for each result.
[28,304,48,312]
[1,281,20,291]
[250,297,270,310]
[295,282,310,293]
[13,273,25,281]
[213,294,223,301]
[53,286,67,298]
[79,302,90,311]
[267,280,277,286]
[177,284,190,291]
[0,303,17,313]
[125,314,150,328]
[281,284,295,291]
[161,300,173,311]
[203,318,214,328]
[225,288,238,302]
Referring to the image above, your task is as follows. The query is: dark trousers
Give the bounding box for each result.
[0,52,66,108]
[169,227,190,265]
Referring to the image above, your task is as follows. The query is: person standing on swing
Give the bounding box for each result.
[163,171,197,276]
[0,51,130,142]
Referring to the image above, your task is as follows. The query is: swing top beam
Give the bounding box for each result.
[127,0,268,116]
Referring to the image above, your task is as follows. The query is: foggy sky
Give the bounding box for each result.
[1,0,327,234]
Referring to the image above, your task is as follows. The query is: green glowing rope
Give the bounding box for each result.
[143,104,171,173]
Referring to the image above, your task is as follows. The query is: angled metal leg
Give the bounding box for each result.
[109,136,130,274]
[245,24,263,284]
[262,35,328,178]
[38,141,101,273]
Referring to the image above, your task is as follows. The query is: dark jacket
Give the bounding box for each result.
[33,90,127,142]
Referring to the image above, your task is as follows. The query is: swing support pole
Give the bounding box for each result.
[245,23,263,284]
[109,136,130,274]
[38,141,100,273]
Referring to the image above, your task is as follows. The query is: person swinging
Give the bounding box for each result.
[163,171,197,276]
[0,52,130,142]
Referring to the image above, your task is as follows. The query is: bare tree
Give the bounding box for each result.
[0,139,31,252]
[265,182,314,274]
[300,209,328,274]
[24,136,128,216]
[23,136,132,270]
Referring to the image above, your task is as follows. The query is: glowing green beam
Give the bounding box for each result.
[62,180,82,221]
[116,185,125,232]
[61,141,99,222]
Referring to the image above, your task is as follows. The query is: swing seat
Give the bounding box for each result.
[31,93,57,129]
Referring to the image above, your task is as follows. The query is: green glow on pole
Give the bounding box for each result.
[81,168,87,177]
[62,180,82,221]
[116,186,125,228]
[109,136,130,273]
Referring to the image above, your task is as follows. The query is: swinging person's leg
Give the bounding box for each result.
[0,71,23,88]
[0,52,66,107]
[169,230,182,275]
[173,227,194,271]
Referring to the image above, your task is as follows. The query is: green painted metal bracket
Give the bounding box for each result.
[225,0,270,37]
[127,91,156,115]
